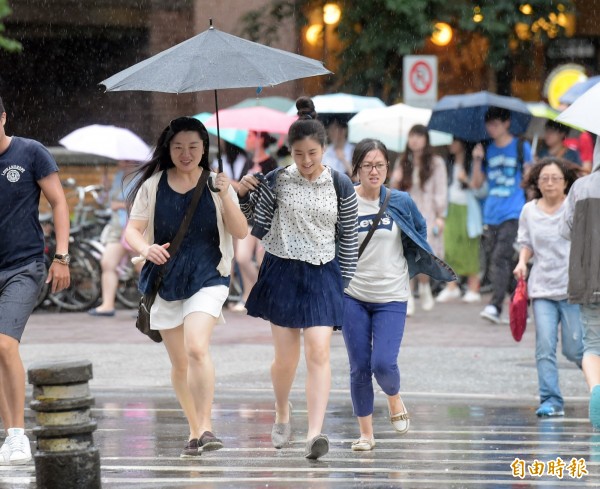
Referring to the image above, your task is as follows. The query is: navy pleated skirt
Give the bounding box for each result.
[245,252,344,328]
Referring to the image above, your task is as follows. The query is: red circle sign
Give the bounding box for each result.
[409,61,433,94]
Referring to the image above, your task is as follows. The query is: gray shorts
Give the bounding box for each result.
[582,303,600,357]
[0,261,46,342]
[100,213,124,245]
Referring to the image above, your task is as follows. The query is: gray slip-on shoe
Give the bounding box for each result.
[304,434,329,460]
[271,401,293,449]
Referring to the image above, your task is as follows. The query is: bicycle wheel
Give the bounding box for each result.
[48,245,101,311]
[116,267,141,309]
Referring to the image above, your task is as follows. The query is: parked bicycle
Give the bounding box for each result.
[36,180,140,311]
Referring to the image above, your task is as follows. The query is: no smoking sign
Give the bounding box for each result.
[403,55,438,108]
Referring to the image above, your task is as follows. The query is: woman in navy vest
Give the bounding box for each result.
[125,117,247,458]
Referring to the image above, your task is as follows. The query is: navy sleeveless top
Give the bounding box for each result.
[138,172,229,300]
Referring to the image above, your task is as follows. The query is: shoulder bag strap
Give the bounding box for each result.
[358,188,392,259]
[150,169,210,296]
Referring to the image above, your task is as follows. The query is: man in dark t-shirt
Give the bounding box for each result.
[0,96,70,465]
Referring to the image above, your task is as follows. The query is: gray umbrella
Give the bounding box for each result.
[100,20,331,186]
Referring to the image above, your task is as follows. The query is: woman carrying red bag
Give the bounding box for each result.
[513,157,584,418]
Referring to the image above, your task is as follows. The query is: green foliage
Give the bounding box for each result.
[336,0,449,101]
[0,0,22,52]
[241,0,309,43]
[447,1,575,71]
[241,0,575,99]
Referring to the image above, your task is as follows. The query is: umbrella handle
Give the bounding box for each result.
[208,178,220,193]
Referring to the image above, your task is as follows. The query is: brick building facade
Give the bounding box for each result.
[0,0,297,146]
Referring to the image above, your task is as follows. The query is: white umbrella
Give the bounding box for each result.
[287,93,386,115]
[556,82,600,135]
[348,103,453,152]
[59,125,152,161]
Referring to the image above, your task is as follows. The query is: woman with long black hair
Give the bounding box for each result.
[125,117,247,457]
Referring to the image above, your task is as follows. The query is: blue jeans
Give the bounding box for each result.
[533,299,583,409]
[342,295,407,418]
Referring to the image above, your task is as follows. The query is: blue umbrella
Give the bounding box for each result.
[559,76,600,105]
[427,91,532,142]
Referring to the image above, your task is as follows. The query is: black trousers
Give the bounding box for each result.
[481,219,519,314]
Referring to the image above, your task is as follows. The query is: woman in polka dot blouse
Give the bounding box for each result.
[237,96,358,460]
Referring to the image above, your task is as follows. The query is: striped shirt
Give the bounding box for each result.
[240,165,358,286]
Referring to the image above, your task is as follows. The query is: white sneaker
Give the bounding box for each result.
[406,293,415,317]
[0,439,11,465]
[462,290,482,303]
[419,283,435,311]
[480,304,501,324]
[436,286,461,303]
[2,429,31,465]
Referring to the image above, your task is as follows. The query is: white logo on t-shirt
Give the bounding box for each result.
[2,165,25,183]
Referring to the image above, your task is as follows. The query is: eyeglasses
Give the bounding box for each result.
[360,163,388,173]
[538,175,564,183]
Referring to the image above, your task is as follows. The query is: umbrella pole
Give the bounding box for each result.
[214,89,223,174]
[208,88,222,192]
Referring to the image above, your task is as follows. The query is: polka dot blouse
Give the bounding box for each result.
[262,164,337,264]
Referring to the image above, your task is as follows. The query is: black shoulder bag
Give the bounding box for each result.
[135,170,210,342]
[358,188,392,259]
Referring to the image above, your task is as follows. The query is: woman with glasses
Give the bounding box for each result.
[342,138,455,451]
[514,157,584,418]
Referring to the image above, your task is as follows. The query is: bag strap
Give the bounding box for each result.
[358,187,392,259]
[149,169,210,297]
[517,137,525,171]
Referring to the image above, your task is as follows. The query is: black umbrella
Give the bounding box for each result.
[100,20,331,189]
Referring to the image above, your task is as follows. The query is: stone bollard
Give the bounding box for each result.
[27,360,101,489]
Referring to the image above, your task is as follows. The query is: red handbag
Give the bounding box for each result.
[509,278,528,342]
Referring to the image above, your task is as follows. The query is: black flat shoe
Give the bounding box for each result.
[199,431,223,452]
[87,308,115,317]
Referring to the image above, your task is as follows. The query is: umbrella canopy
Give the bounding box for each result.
[525,102,582,137]
[288,92,386,125]
[556,81,600,135]
[348,103,453,152]
[205,106,297,134]
[287,93,386,115]
[559,76,600,105]
[525,102,559,139]
[228,96,294,113]
[59,125,151,161]
[100,25,330,94]
[100,21,329,179]
[427,91,532,142]
[193,112,247,149]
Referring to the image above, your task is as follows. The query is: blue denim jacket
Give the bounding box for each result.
[378,186,456,282]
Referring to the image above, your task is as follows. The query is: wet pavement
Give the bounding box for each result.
[1,298,598,487]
